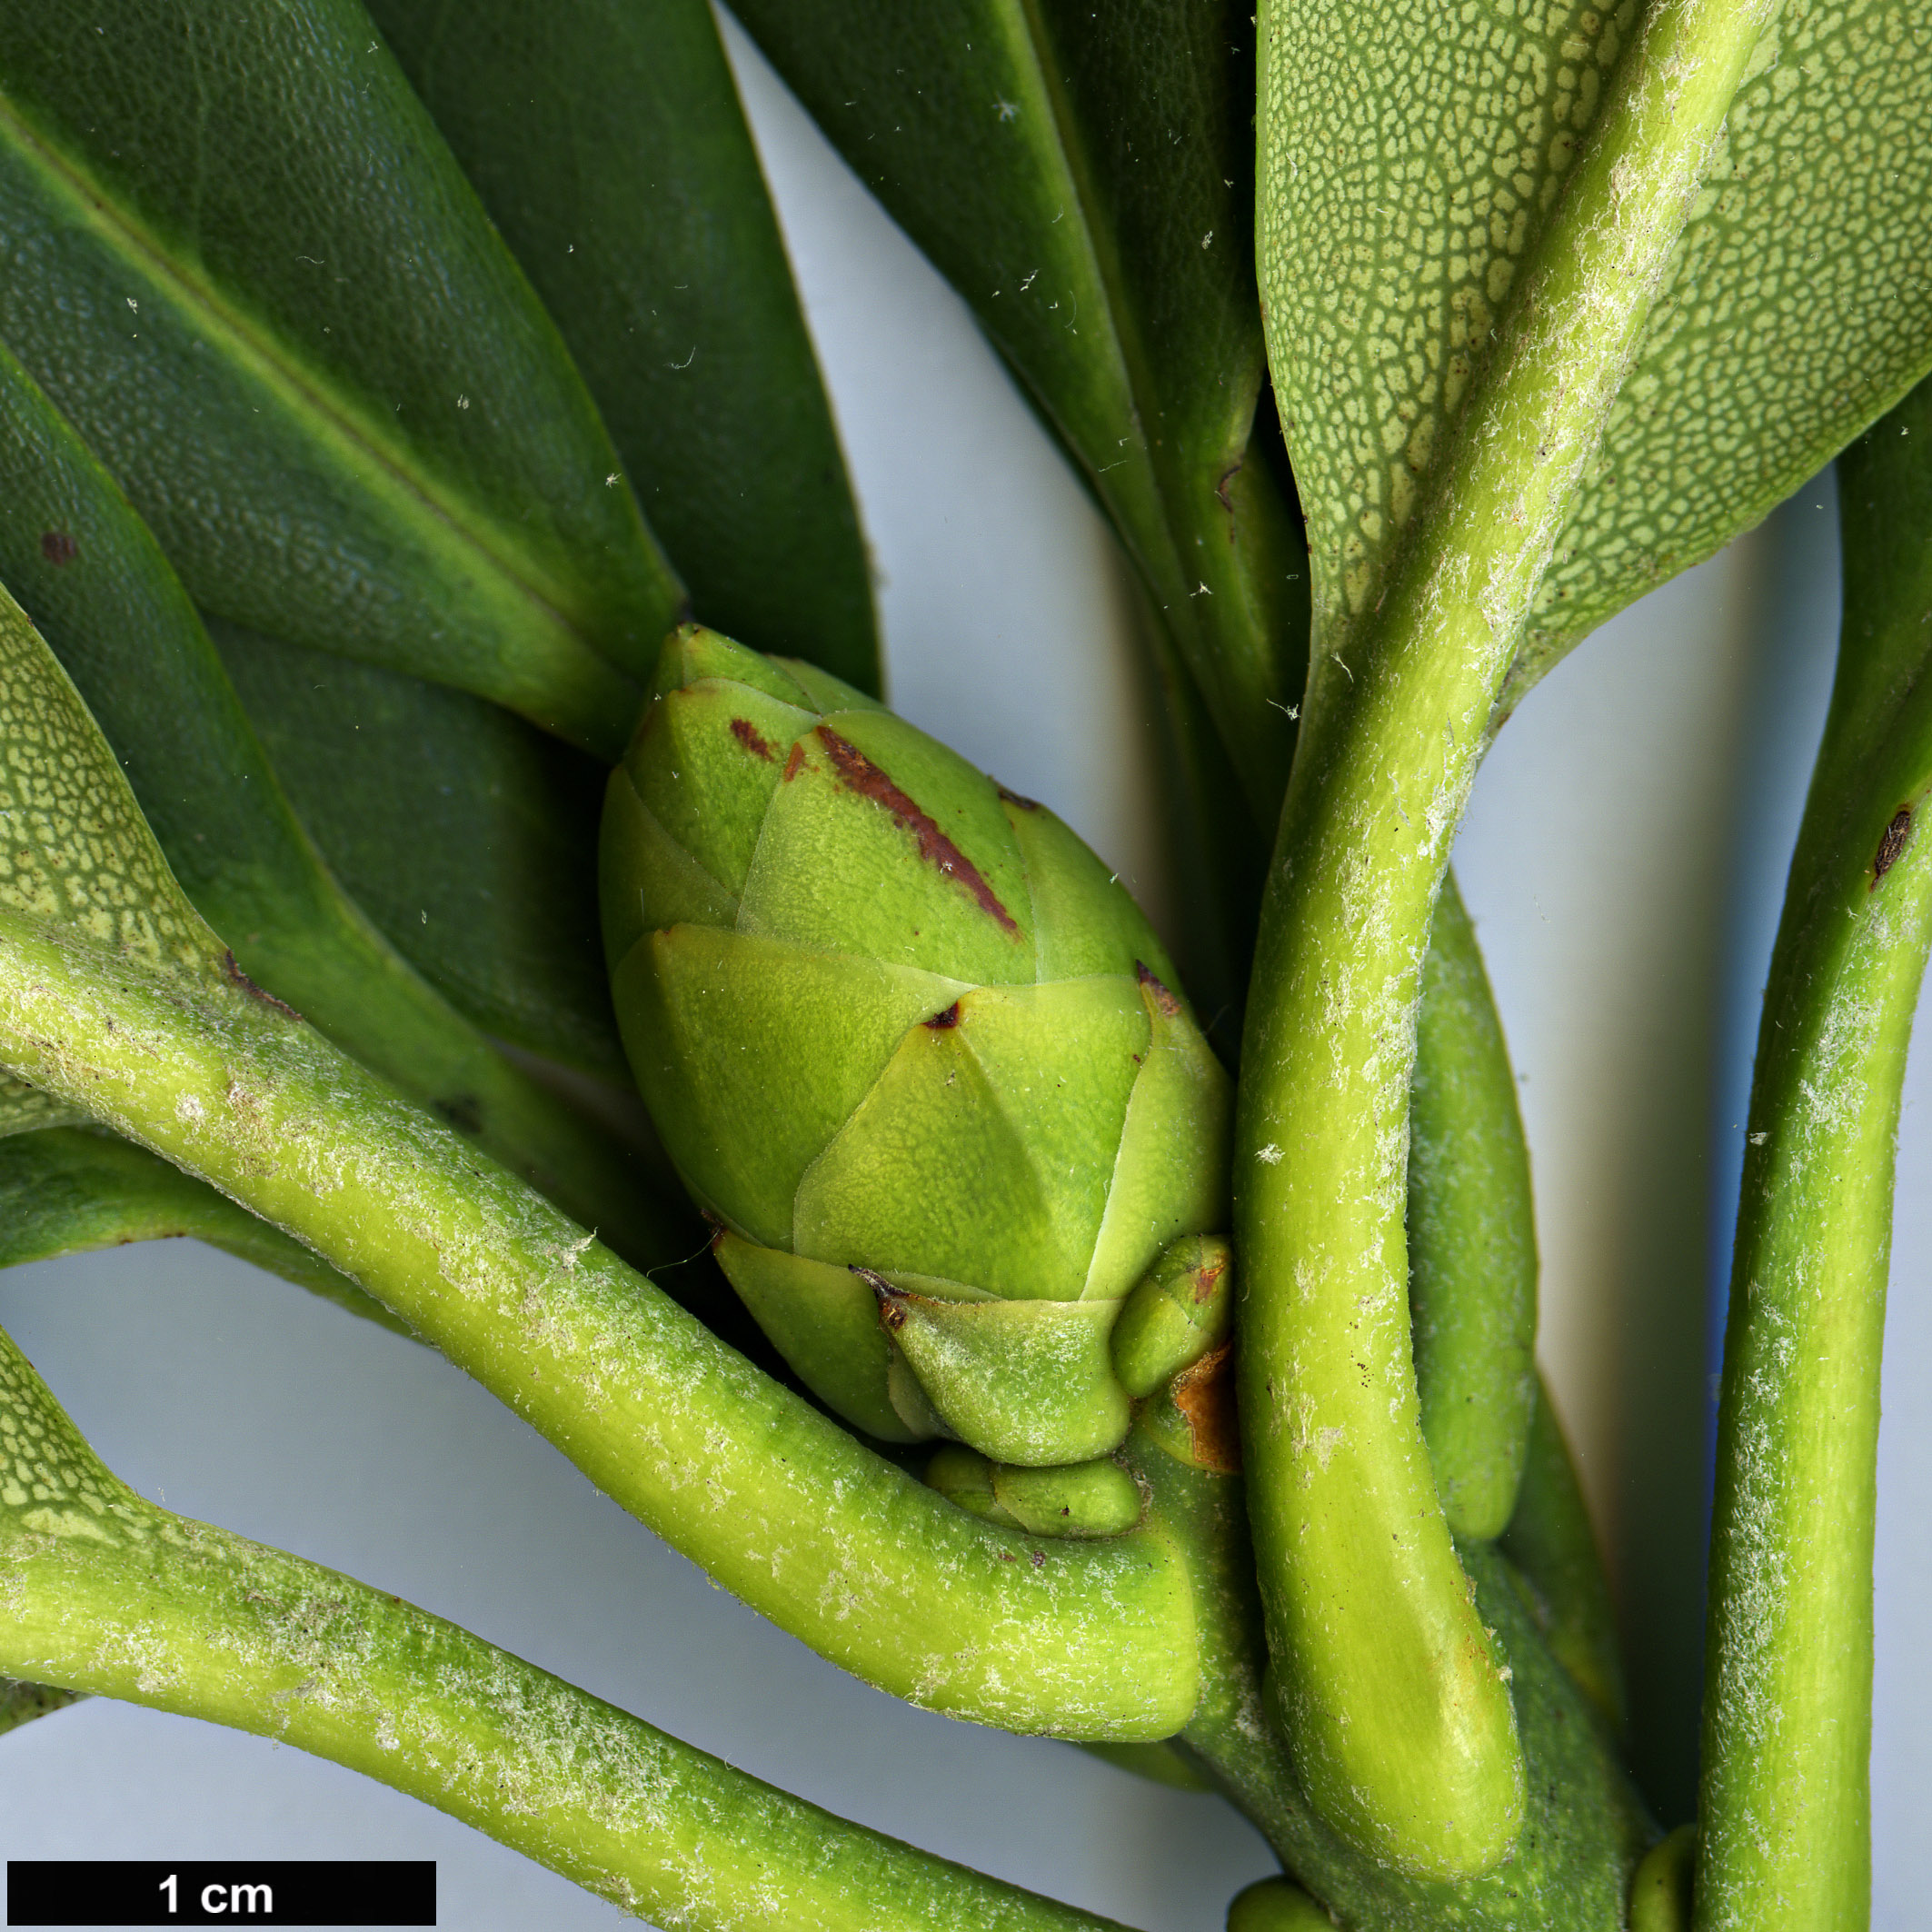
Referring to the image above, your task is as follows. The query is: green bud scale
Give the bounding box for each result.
[602,627,1230,1465]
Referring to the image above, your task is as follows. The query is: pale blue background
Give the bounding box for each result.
[1,13,1925,1927]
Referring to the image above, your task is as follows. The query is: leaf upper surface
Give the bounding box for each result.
[370,0,878,693]
[732,0,1308,821]
[0,1,680,758]
[215,623,624,1080]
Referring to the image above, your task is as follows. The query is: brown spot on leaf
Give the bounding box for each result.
[1136,961,1182,1019]
[434,1094,484,1136]
[1172,1341,1241,1473]
[730,717,775,762]
[816,725,1020,933]
[923,1001,961,1031]
[996,783,1041,812]
[782,742,805,782]
[221,950,301,1021]
[1215,457,1242,514]
[1874,807,1913,887]
[39,531,77,565]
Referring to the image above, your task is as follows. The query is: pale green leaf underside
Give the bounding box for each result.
[0,1073,80,1138]
[0,582,217,983]
[1261,0,1932,708]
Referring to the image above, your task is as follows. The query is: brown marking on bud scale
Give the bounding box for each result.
[1136,961,1182,1019]
[221,950,302,1021]
[782,742,805,782]
[923,1001,961,1031]
[996,783,1041,812]
[39,531,77,565]
[1172,1340,1241,1473]
[853,1266,910,1331]
[816,725,1020,933]
[1873,806,1913,887]
[1192,1250,1229,1305]
[730,717,776,762]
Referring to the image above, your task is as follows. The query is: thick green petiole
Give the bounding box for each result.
[0,1322,1132,1932]
[1243,0,1776,1875]
[0,914,1195,1743]
[0,341,683,1268]
[1407,872,1539,1539]
[1698,390,1932,1927]
[1119,1429,1651,1929]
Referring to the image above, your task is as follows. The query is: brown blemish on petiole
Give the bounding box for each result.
[1873,806,1913,887]
[923,1001,961,1031]
[729,717,776,762]
[221,950,302,1021]
[782,742,805,782]
[816,725,1021,933]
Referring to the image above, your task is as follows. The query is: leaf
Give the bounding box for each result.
[0,0,681,759]
[0,344,686,1263]
[1,1677,84,1738]
[212,621,624,1080]
[1257,0,1932,712]
[368,0,879,695]
[728,0,1308,823]
[0,1073,82,1139]
[0,1125,406,1337]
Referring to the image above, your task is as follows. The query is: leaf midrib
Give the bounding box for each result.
[0,85,602,664]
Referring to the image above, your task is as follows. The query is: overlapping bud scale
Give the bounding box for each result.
[602,626,1230,1468]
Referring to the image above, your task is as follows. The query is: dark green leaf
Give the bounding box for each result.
[0,342,686,1265]
[0,0,681,759]
[0,1126,407,1337]
[369,0,879,694]
[728,1,1308,918]
[1,1677,84,1738]
[213,622,625,1081]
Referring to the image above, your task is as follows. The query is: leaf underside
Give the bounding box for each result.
[1259,0,1932,710]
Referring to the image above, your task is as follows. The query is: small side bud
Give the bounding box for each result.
[1111,1235,1234,1398]
[1225,1877,1333,1931]
[991,1458,1143,1539]
[1628,1824,1697,1932]
[922,1445,1017,1526]
[924,1447,1142,1539]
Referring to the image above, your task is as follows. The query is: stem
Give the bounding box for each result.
[1697,405,1932,1926]
[1241,0,1776,1875]
[1120,1438,1650,1930]
[0,915,1196,1742]
[0,1324,1130,1932]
